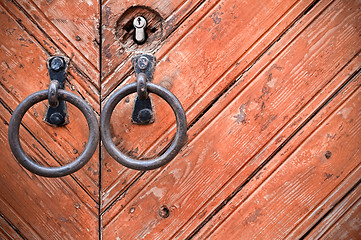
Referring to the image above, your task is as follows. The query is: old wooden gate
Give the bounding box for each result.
[0,0,360,239]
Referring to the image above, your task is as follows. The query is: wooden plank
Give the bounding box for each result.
[0,117,98,239]
[0,215,23,240]
[304,183,361,240]
[0,5,100,201]
[9,0,100,83]
[102,0,361,238]
[101,0,220,96]
[0,84,100,203]
[183,54,361,240]
[0,0,100,238]
[102,0,307,95]
[100,0,316,211]
[30,0,99,70]
[319,198,361,240]
[208,87,361,239]
[1,0,100,112]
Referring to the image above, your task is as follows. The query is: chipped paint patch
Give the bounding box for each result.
[337,107,352,119]
[234,104,247,124]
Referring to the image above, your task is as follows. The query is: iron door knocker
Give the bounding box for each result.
[8,57,99,177]
[100,54,187,170]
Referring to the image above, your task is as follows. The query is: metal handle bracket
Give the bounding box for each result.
[131,54,156,124]
[44,56,69,126]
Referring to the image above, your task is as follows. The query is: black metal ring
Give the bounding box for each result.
[101,82,187,170]
[8,89,99,177]
[48,80,59,108]
[136,72,148,100]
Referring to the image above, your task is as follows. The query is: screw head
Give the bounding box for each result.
[138,56,149,70]
[50,57,64,71]
[49,112,65,125]
[137,108,152,123]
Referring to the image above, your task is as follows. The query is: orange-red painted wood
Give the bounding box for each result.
[0,1,100,201]
[3,0,100,111]
[320,200,361,240]
[0,0,100,238]
[305,183,361,240]
[193,53,361,240]
[0,108,98,239]
[101,0,198,80]
[100,0,317,212]
[0,215,23,240]
[102,0,361,239]
[0,0,360,238]
[208,82,361,239]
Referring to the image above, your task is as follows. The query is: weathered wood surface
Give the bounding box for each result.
[208,79,361,239]
[0,0,100,201]
[0,0,100,238]
[0,214,23,240]
[0,115,98,239]
[320,200,361,240]
[305,183,361,240]
[100,0,317,212]
[102,0,202,81]
[193,55,361,240]
[0,0,360,238]
[3,0,100,111]
[102,0,361,238]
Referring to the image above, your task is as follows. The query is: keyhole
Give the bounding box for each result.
[133,16,147,44]
[116,6,163,51]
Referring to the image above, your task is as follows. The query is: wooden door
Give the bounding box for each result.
[1,0,360,239]
[0,0,100,238]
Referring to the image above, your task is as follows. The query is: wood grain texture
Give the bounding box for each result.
[209,84,361,239]
[0,4,100,201]
[0,110,98,239]
[318,196,361,240]
[100,0,317,220]
[102,0,361,238]
[182,1,361,237]
[0,215,23,240]
[305,183,361,240]
[101,0,220,97]
[0,0,100,239]
[100,0,316,212]
[2,0,100,112]
[101,1,331,218]
[0,0,359,238]
[31,0,100,70]
[14,0,100,81]
[193,52,361,240]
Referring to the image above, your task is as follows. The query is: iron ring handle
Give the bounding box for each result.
[101,82,187,170]
[8,89,99,177]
